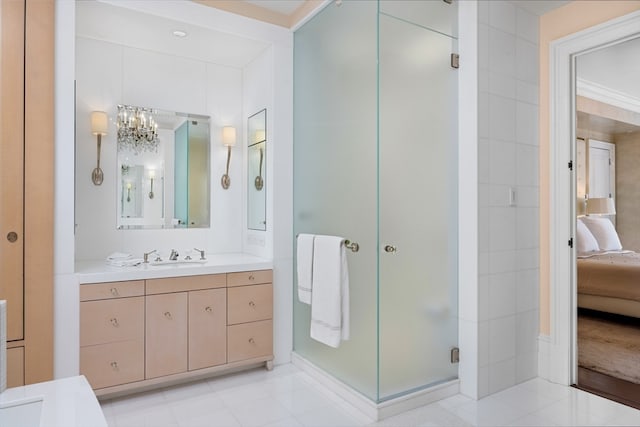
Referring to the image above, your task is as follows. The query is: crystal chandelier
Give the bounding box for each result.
[117,104,159,154]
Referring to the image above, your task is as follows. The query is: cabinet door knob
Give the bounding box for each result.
[110,287,119,296]
[249,301,256,307]
[6,231,18,243]
[248,338,255,344]
[110,361,119,370]
[164,311,172,319]
[110,318,119,327]
[249,275,255,281]
[205,306,212,313]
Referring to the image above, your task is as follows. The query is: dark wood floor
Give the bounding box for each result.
[576,309,640,410]
[575,367,640,410]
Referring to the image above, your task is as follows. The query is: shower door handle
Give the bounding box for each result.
[384,245,397,253]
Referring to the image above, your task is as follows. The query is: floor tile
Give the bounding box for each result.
[227,396,292,427]
[96,365,640,427]
[295,403,366,427]
[176,407,241,427]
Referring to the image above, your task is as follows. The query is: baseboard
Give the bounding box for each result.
[291,352,459,421]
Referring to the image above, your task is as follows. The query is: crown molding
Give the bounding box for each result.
[576,78,640,114]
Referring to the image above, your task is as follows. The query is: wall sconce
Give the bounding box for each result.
[90,111,108,185]
[221,126,236,189]
[148,169,155,199]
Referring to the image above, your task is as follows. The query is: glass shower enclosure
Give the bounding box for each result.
[293,0,458,402]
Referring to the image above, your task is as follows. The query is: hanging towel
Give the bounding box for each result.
[310,235,350,348]
[296,234,315,304]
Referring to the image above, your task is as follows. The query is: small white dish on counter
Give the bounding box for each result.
[0,375,106,427]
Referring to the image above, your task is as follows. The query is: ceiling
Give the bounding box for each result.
[76,1,270,68]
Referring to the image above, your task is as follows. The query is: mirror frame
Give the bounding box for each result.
[247,109,267,231]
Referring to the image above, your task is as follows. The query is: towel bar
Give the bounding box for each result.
[343,240,359,253]
[296,234,360,253]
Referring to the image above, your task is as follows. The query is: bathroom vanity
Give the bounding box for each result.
[76,255,273,398]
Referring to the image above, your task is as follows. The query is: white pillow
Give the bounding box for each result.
[581,216,622,251]
[576,218,600,254]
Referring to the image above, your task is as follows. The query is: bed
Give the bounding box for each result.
[576,215,640,318]
[578,251,640,318]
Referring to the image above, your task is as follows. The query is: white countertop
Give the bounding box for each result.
[76,252,273,284]
[0,375,107,427]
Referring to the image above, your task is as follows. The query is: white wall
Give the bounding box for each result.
[55,0,293,378]
[476,0,540,397]
[75,36,243,261]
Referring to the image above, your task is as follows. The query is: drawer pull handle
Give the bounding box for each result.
[205,306,213,313]
[249,275,255,281]
[110,318,119,327]
[164,311,172,319]
[249,301,256,307]
[110,287,119,296]
[110,362,119,370]
[248,338,255,344]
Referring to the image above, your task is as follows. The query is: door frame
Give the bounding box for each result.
[548,10,640,385]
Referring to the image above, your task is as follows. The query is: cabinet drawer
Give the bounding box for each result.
[80,297,144,346]
[228,320,273,363]
[80,280,144,301]
[227,270,272,287]
[146,274,226,295]
[80,340,144,390]
[227,283,272,325]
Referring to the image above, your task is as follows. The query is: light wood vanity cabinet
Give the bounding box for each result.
[79,270,272,396]
[79,281,145,390]
[189,288,227,371]
[145,292,188,379]
[227,270,273,363]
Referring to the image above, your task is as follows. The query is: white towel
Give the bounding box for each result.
[310,235,350,348]
[296,234,315,304]
[106,252,132,261]
[106,258,143,267]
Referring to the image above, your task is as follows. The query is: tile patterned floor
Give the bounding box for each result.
[100,364,640,427]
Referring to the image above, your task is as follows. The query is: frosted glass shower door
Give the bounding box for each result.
[378,13,458,400]
[292,0,379,400]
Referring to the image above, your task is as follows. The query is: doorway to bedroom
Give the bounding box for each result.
[574,35,640,409]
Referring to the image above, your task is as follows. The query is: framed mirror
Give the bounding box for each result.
[247,109,266,230]
[116,104,211,229]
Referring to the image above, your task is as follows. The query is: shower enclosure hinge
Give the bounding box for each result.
[450,347,459,364]
[450,53,459,69]
[568,238,574,248]
[568,160,573,171]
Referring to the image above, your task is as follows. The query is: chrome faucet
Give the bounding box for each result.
[194,248,206,260]
[169,249,179,261]
[143,249,157,263]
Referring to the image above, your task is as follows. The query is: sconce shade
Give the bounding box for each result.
[91,111,108,136]
[587,197,616,215]
[255,130,266,144]
[222,126,237,147]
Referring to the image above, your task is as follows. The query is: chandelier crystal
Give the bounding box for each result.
[117,104,159,153]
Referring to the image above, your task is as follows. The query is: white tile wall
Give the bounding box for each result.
[477,0,539,398]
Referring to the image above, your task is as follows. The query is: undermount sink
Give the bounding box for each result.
[149,259,207,266]
[0,396,43,427]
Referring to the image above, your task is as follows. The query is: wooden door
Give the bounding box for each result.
[188,288,227,370]
[0,0,25,345]
[0,0,54,386]
[145,293,187,379]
